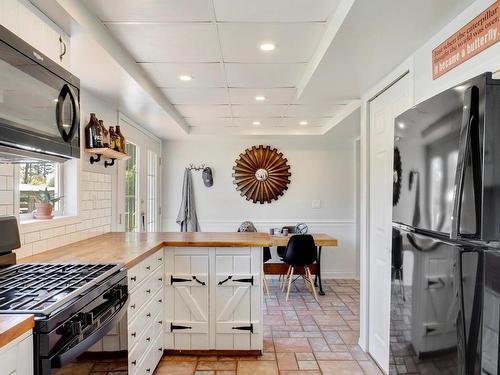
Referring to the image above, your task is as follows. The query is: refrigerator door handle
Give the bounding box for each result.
[451,85,481,240]
[406,232,444,252]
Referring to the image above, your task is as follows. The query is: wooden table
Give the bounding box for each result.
[265,233,338,295]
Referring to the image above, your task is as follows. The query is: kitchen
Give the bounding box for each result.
[0,0,499,375]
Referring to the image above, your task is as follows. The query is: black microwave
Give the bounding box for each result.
[0,25,80,163]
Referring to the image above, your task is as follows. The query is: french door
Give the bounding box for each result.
[117,114,161,232]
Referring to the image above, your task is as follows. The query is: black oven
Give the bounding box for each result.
[0,25,80,163]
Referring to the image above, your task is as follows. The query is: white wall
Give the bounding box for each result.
[162,111,360,278]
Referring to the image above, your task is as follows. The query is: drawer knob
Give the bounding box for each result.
[146,368,151,373]
[146,289,151,294]
[146,266,151,270]
[158,277,163,282]
[158,299,163,303]
[158,347,163,352]
[131,304,136,309]
[158,320,163,324]
[158,257,162,261]
[146,336,151,342]
[146,312,151,317]
[131,360,136,366]
[131,332,136,337]
[131,276,137,281]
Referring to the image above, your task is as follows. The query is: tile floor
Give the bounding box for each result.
[55,278,382,375]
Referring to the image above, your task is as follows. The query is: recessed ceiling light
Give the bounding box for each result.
[255,95,266,101]
[252,121,261,126]
[260,42,276,52]
[299,121,308,126]
[179,75,192,81]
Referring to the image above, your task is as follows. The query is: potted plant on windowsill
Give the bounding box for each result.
[33,187,63,220]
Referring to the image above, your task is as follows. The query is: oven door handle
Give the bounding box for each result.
[50,295,128,368]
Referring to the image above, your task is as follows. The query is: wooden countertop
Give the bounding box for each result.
[20,232,274,269]
[19,232,338,269]
[0,314,34,349]
[270,233,338,247]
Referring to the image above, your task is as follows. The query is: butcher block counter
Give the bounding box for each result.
[20,232,273,269]
[0,314,34,349]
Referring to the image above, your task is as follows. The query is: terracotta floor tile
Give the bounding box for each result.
[164,355,199,362]
[274,338,312,353]
[279,371,321,375]
[53,362,94,375]
[315,351,354,361]
[276,353,298,370]
[297,360,319,370]
[197,361,236,371]
[194,371,215,375]
[308,337,331,352]
[295,352,315,361]
[358,360,384,375]
[318,360,365,375]
[216,371,236,375]
[154,361,197,375]
[339,331,360,344]
[237,360,279,375]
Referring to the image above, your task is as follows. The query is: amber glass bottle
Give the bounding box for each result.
[98,120,109,148]
[109,126,120,151]
[115,126,126,153]
[84,113,103,148]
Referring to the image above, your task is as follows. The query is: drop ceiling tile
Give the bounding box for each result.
[281,117,332,127]
[105,23,220,62]
[229,88,296,104]
[233,117,283,127]
[163,88,229,104]
[140,63,226,87]
[175,105,232,117]
[286,104,346,117]
[232,105,287,117]
[225,63,306,88]
[218,23,324,63]
[213,0,340,22]
[187,117,234,127]
[83,0,213,22]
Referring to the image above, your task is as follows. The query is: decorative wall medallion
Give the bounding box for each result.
[232,145,291,204]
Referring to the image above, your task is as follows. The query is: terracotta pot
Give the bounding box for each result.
[33,202,54,220]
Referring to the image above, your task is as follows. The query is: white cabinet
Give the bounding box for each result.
[127,249,164,375]
[0,331,33,375]
[164,247,263,352]
[0,0,71,69]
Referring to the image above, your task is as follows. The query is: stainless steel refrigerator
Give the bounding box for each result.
[391,72,500,374]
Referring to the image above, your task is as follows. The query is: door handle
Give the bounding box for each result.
[56,84,80,143]
[451,85,481,239]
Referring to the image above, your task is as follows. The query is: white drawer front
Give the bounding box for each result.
[132,331,163,375]
[128,250,163,292]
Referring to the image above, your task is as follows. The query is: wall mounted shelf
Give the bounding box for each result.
[85,148,130,168]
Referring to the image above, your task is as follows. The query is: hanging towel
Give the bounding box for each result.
[176,168,200,232]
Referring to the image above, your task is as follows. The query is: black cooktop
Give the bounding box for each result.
[0,263,120,315]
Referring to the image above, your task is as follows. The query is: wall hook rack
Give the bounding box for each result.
[187,163,206,171]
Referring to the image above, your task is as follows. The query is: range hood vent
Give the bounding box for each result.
[0,143,71,164]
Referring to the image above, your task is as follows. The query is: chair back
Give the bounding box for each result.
[283,234,317,266]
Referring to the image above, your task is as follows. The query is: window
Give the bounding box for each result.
[18,161,63,220]
[125,143,138,232]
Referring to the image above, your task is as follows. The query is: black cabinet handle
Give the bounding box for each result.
[131,276,137,281]
[146,313,151,317]
[131,332,136,337]
[146,289,151,294]
[131,304,136,309]
[146,337,151,342]
[171,323,192,331]
[146,266,151,270]
[131,360,136,366]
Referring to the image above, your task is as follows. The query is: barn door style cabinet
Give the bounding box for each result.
[164,247,263,352]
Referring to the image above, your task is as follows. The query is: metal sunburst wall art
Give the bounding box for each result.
[232,145,291,204]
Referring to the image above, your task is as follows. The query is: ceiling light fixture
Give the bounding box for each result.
[260,42,276,52]
[179,75,193,81]
[299,121,308,126]
[252,121,261,126]
[255,95,266,101]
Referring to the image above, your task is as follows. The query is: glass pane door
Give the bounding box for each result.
[147,150,159,232]
[125,143,138,232]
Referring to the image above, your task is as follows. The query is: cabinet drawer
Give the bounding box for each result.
[128,250,163,292]
[132,331,163,375]
[128,289,163,349]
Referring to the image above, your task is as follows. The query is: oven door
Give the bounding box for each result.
[0,26,80,161]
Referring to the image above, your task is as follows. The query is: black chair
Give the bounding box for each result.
[281,234,318,301]
[238,222,271,295]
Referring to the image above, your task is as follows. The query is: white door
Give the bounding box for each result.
[164,248,210,350]
[117,114,161,232]
[368,74,411,372]
[214,248,261,350]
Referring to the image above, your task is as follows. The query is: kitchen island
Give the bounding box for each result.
[19,232,336,375]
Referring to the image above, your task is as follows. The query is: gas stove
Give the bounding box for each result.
[0,262,128,375]
[0,263,121,315]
